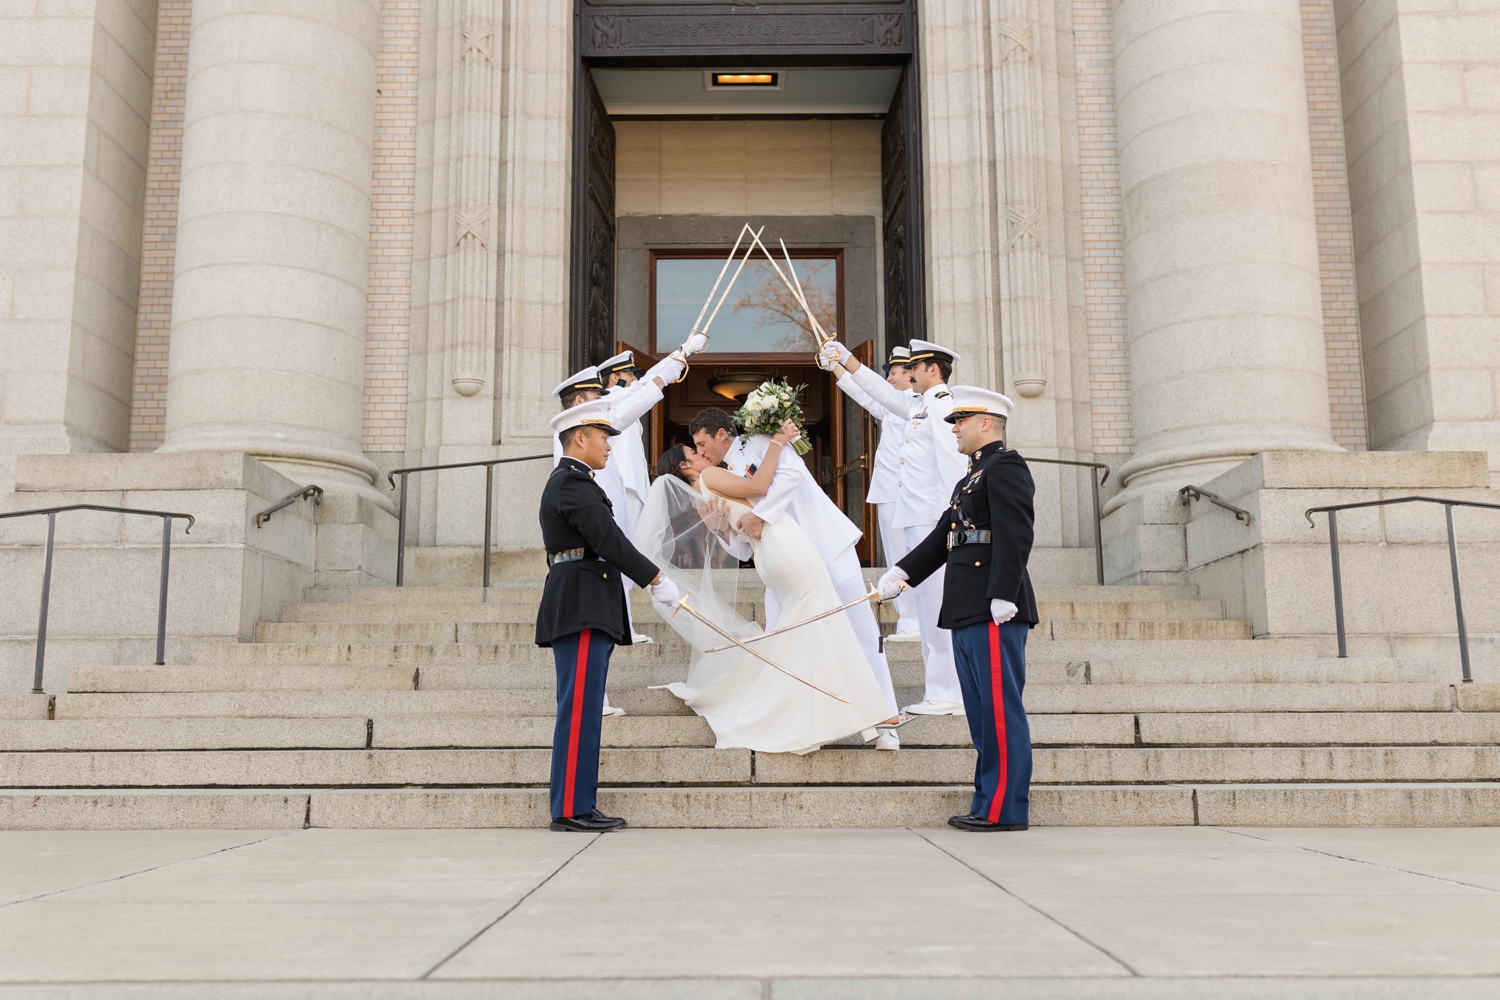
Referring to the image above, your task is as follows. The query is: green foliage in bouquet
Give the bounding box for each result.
[733,378,813,456]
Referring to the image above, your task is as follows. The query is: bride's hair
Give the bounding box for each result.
[655,443,694,484]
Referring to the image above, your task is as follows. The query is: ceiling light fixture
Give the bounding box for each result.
[706,71,783,90]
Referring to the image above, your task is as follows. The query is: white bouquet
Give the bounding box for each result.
[734,379,813,456]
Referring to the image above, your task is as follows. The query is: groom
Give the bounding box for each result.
[688,407,900,747]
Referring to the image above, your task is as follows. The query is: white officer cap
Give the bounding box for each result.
[553,366,604,398]
[598,350,642,377]
[906,339,961,366]
[943,385,1014,423]
[883,344,911,372]
[550,397,622,436]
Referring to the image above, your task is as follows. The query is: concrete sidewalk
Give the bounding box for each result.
[0,827,1497,998]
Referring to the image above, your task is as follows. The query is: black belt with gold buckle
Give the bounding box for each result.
[946,529,991,551]
[547,547,586,567]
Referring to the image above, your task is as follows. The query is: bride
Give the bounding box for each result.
[635,420,898,754]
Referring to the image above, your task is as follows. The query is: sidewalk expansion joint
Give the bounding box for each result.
[1221,828,1500,894]
[911,827,1142,976]
[421,833,598,978]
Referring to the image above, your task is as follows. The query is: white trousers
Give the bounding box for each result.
[764,542,898,715]
[904,522,962,705]
[876,502,920,633]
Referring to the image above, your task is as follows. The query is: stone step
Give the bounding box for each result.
[0,747,751,787]
[67,655,1483,697]
[1137,712,1500,746]
[198,636,1330,668]
[53,682,1490,719]
[256,618,1252,645]
[302,583,1204,606]
[2,744,1497,788]
[7,710,1492,752]
[0,695,48,720]
[3,782,1496,830]
[54,689,696,719]
[280,598,1226,625]
[0,718,370,751]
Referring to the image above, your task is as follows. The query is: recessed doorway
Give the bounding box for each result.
[616,216,878,562]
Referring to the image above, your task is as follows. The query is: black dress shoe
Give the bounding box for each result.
[550,814,626,832]
[949,813,1028,832]
[587,809,627,828]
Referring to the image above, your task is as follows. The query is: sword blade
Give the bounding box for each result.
[687,223,752,339]
[700,226,764,337]
[672,594,850,704]
[701,589,879,654]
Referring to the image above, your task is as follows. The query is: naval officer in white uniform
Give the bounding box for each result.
[822,339,970,715]
[833,345,921,641]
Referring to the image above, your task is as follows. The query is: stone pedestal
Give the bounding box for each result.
[1179,452,1500,658]
[0,453,395,691]
[1110,0,1341,505]
[158,0,386,509]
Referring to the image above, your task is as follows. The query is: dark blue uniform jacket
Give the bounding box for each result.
[897,440,1039,629]
[534,457,661,647]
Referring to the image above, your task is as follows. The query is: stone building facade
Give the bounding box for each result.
[2,0,1498,651]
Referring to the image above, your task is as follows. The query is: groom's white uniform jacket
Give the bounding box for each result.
[551,375,664,539]
[840,367,968,528]
[722,434,861,565]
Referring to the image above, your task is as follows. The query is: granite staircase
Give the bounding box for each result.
[1,571,1497,828]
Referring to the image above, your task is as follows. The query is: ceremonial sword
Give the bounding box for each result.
[700,588,881,654]
[672,593,851,704]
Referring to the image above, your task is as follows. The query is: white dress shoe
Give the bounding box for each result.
[874,731,899,750]
[902,699,965,716]
[631,632,654,644]
[602,704,626,718]
[885,629,922,642]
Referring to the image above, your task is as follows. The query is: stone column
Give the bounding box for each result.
[1111,0,1339,501]
[160,0,386,506]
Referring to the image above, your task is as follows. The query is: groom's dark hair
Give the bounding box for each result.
[688,407,736,439]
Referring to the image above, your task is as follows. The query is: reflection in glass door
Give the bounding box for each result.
[651,251,843,358]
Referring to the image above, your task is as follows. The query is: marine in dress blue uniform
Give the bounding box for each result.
[536,399,676,832]
[879,386,1037,831]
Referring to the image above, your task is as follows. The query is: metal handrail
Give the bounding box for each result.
[0,505,195,690]
[1180,485,1252,524]
[255,485,323,527]
[1024,457,1111,586]
[1304,496,1500,679]
[386,455,552,587]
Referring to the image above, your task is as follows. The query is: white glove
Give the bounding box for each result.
[645,355,685,386]
[876,566,908,602]
[819,341,852,366]
[682,332,709,355]
[649,576,681,608]
[990,599,1018,625]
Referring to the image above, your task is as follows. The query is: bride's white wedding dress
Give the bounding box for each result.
[644,477,892,754]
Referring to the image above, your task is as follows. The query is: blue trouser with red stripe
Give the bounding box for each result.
[951,620,1031,825]
[549,628,615,820]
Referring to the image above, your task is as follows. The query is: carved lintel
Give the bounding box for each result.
[581,12,912,56]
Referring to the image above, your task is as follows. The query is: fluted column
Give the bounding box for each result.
[994,0,1050,399]
[161,0,386,506]
[1112,0,1338,499]
[446,2,499,397]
